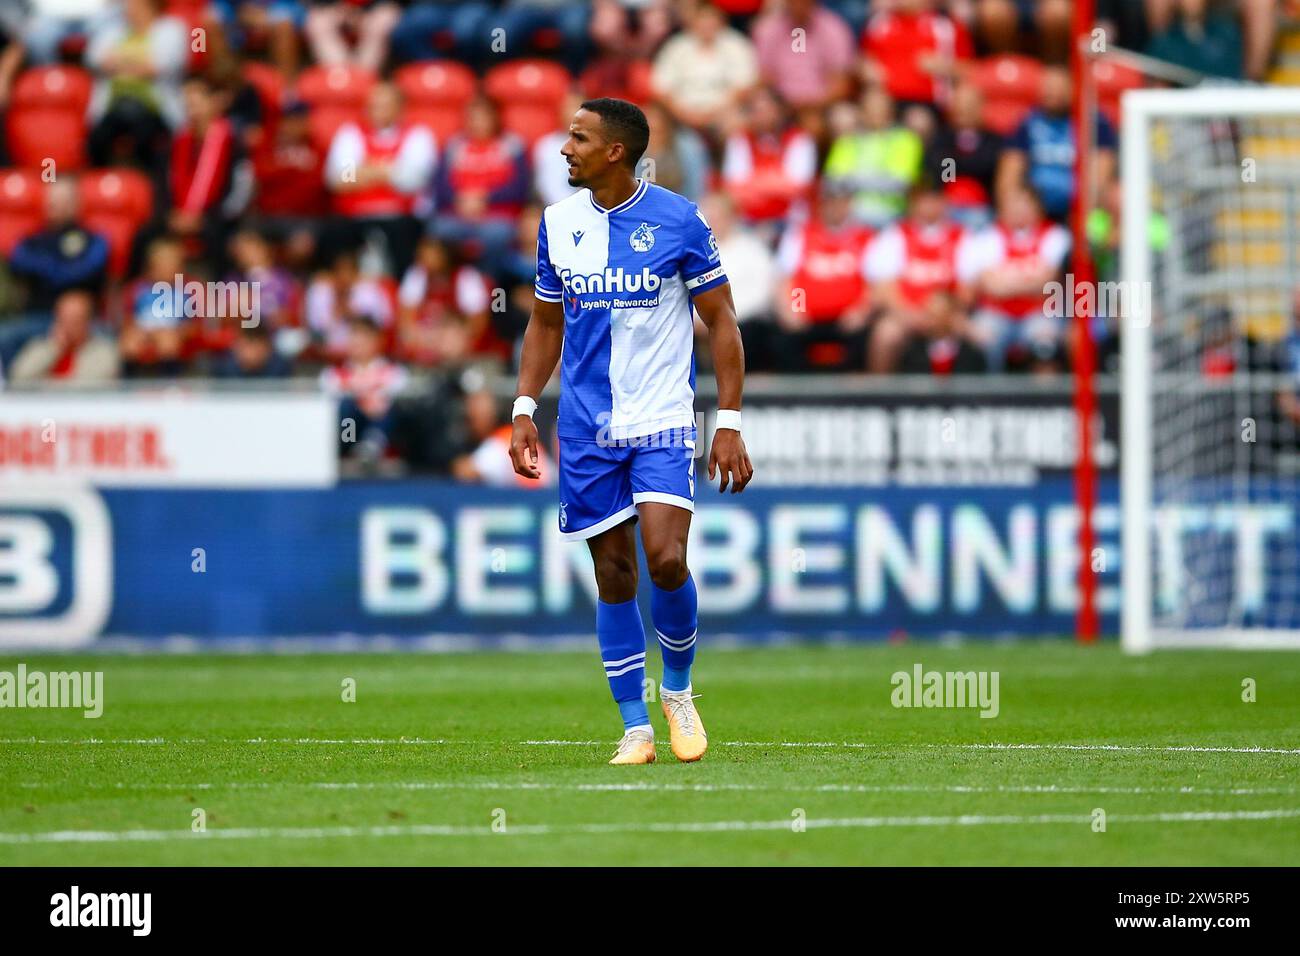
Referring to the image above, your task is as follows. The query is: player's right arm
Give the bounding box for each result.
[510,296,564,480]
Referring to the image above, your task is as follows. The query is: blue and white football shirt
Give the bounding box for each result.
[534,179,728,442]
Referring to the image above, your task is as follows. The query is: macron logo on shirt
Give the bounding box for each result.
[572,230,585,246]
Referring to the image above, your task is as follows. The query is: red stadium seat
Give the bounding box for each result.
[5,66,93,172]
[9,65,92,111]
[0,169,45,256]
[395,62,477,142]
[308,108,364,152]
[395,61,476,108]
[485,61,572,145]
[78,169,153,279]
[402,106,463,143]
[297,65,377,111]
[483,59,571,106]
[969,55,1044,136]
[500,103,563,145]
[579,59,653,105]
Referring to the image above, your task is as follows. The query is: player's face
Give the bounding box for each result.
[561,109,613,188]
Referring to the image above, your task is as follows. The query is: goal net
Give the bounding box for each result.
[1122,88,1300,652]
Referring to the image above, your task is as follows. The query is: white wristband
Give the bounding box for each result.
[512,396,538,420]
[715,409,742,432]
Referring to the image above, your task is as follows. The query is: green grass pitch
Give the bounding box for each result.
[1,642,1298,866]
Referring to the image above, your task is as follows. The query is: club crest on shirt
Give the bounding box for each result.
[629,222,661,253]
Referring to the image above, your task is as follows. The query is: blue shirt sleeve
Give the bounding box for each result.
[534,214,563,302]
[679,203,727,298]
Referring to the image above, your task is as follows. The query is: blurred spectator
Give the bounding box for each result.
[975,0,1072,62]
[432,95,528,277]
[722,86,816,231]
[207,1,305,76]
[120,235,189,376]
[391,1,493,65]
[700,191,776,369]
[252,97,326,266]
[452,387,555,486]
[923,83,1002,230]
[861,0,972,110]
[752,0,855,112]
[22,0,116,65]
[86,0,188,172]
[169,74,245,269]
[960,184,1071,371]
[396,236,488,366]
[213,322,294,377]
[9,178,110,314]
[651,0,758,135]
[864,182,970,372]
[7,290,119,384]
[304,0,400,73]
[533,92,585,207]
[0,6,24,115]
[824,86,924,228]
[320,315,409,464]
[772,179,875,372]
[226,228,301,331]
[997,66,1117,224]
[1146,0,1245,79]
[641,102,711,202]
[896,289,986,375]
[324,81,435,278]
[590,0,673,63]
[305,248,394,360]
[494,1,592,73]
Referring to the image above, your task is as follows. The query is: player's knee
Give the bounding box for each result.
[647,547,688,590]
[593,551,638,602]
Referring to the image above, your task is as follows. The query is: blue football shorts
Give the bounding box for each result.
[557,429,697,540]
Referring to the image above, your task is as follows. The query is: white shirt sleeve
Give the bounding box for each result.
[783,133,818,186]
[390,126,436,194]
[324,124,364,188]
[1039,224,1072,268]
[721,134,750,184]
[775,225,804,277]
[864,226,904,282]
[470,437,517,487]
[398,266,427,309]
[956,228,1000,284]
[455,267,491,315]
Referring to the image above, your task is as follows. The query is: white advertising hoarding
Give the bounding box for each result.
[0,391,338,487]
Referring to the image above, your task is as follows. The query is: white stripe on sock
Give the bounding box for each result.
[602,652,646,669]
[604,662,647,678]
[656,629,697,650]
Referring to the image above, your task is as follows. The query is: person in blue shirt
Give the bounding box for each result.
[997,66,1117,224]
[510,98,753,766]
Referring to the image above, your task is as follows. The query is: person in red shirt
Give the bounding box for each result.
[324,81,436,278]
[861,0,972,111]
[721,86,817,233]
[432,95,529,277]
[773,178,875,371]
[253,97,326,269]
[958,184,1072,371]
[864,181,972,372]
[169,75,241,268]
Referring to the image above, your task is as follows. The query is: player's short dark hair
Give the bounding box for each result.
[580,98,650,171]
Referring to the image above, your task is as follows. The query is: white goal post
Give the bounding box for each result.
[1122,87,1300,652]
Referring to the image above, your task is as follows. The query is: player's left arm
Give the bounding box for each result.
[693,283,754,494]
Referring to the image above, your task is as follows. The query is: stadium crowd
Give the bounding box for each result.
[0,0,1282,473]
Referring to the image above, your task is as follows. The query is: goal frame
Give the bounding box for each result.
[1121,87,1300,653]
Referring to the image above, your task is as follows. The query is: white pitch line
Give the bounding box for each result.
[3,808,1300,845]
[13,781,1300,797]
[2,737,1298,754]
